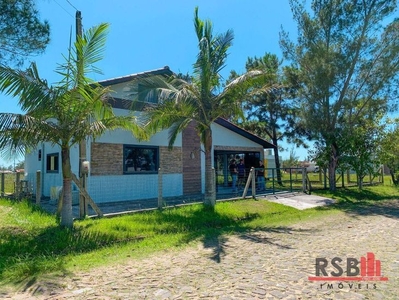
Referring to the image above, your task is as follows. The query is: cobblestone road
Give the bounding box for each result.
[3,200,399,299]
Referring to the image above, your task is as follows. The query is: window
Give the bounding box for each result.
[138,83,158,104]
[46,153,59,173]
[124,145,158,174]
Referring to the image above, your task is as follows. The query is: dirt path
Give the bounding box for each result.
[3,200,399,299]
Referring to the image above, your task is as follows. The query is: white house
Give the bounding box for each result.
[24,67,275,204]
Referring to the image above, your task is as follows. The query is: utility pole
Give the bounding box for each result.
[76,11,88,218]
[76,11,83,77]
[76,11,82,39]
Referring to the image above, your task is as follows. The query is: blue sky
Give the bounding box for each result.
[0,0,303,167]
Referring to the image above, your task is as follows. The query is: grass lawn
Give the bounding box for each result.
[1,184,398,286]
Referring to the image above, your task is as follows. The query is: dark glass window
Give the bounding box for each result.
[138,83,158,104]
[124,145,158,174]
[46,153,59,173]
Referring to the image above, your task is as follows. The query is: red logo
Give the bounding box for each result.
[308,252,388,281]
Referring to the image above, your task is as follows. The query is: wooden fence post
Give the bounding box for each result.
[1,173,4,197]
[242,167,254,199]
[302,168,306,193]
[212,167,216,202]
[158,168,163,209]
[36,170,41,205]
[15,172,21,199]
[71,174,102,217]
[272,168,276,194]
[79,174,88,218]
[324,168,327,189]
[342,171,345,188]
[251,167,256,199]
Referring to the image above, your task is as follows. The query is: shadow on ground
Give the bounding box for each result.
[339,200,399,219]
[200,225,317,263]
[314,187,399,219]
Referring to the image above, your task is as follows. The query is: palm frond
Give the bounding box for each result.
[78,23,109,75]
[248,83,286,97]
[211,29,234,74]
[224,70,262,89]
[0,113,59,159]
[194,7,204,42]
[0,63,55,112]
[167,118,192,148]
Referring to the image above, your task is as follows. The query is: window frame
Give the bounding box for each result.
[46,152,59,173]
[123,145,159,174]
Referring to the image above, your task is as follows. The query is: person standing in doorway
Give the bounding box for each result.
[237,159,245,190]
[257,160,265,191]
[229,159,238,192]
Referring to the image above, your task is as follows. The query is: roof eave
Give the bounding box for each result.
[97,66,174,87]
[214,118,276,149]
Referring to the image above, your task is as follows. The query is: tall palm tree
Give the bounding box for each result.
[0,23,145,227]
[135,8,259,208]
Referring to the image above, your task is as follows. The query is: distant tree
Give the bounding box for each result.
[379,121,399,185]
[339,101,386,189]
[133,7,259,208]
[0,0,50,66]
[15,160,24,170]
[0,23,145,228]
[282,147,300,169]
[280,0,399,191]
[229,53,306,185]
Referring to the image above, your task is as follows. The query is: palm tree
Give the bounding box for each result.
[0,23,145,227]
[135,8,259,208]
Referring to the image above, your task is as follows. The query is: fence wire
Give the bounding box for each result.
[1,167,388,218]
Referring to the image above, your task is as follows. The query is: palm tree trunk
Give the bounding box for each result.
[203,128,216,208]
[60,146,74,228]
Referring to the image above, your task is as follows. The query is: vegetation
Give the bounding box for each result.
[314,184,399,206]
[1,183,398,284]
[0,23,146,228]
[229,53,306,185]
[379,122,399,185]
[0,0,50,66]
[0,197,330,284]
[280,0,399,190]
[134,7,260,207]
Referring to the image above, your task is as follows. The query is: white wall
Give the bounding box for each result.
[106,82,135,100]
[88,173,182,203]
[96,108,182,147]
[24,109,271,203]
[211,123,261,148]
[25,142,81,198]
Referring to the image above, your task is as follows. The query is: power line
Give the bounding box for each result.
[66,0,79,11]
[52,0,74,18]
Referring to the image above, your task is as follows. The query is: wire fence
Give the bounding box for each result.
[1,167,389,218]
[0,172,27,197]
[215,167,387,196]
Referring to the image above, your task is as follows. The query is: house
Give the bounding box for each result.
[24,67,275,204]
